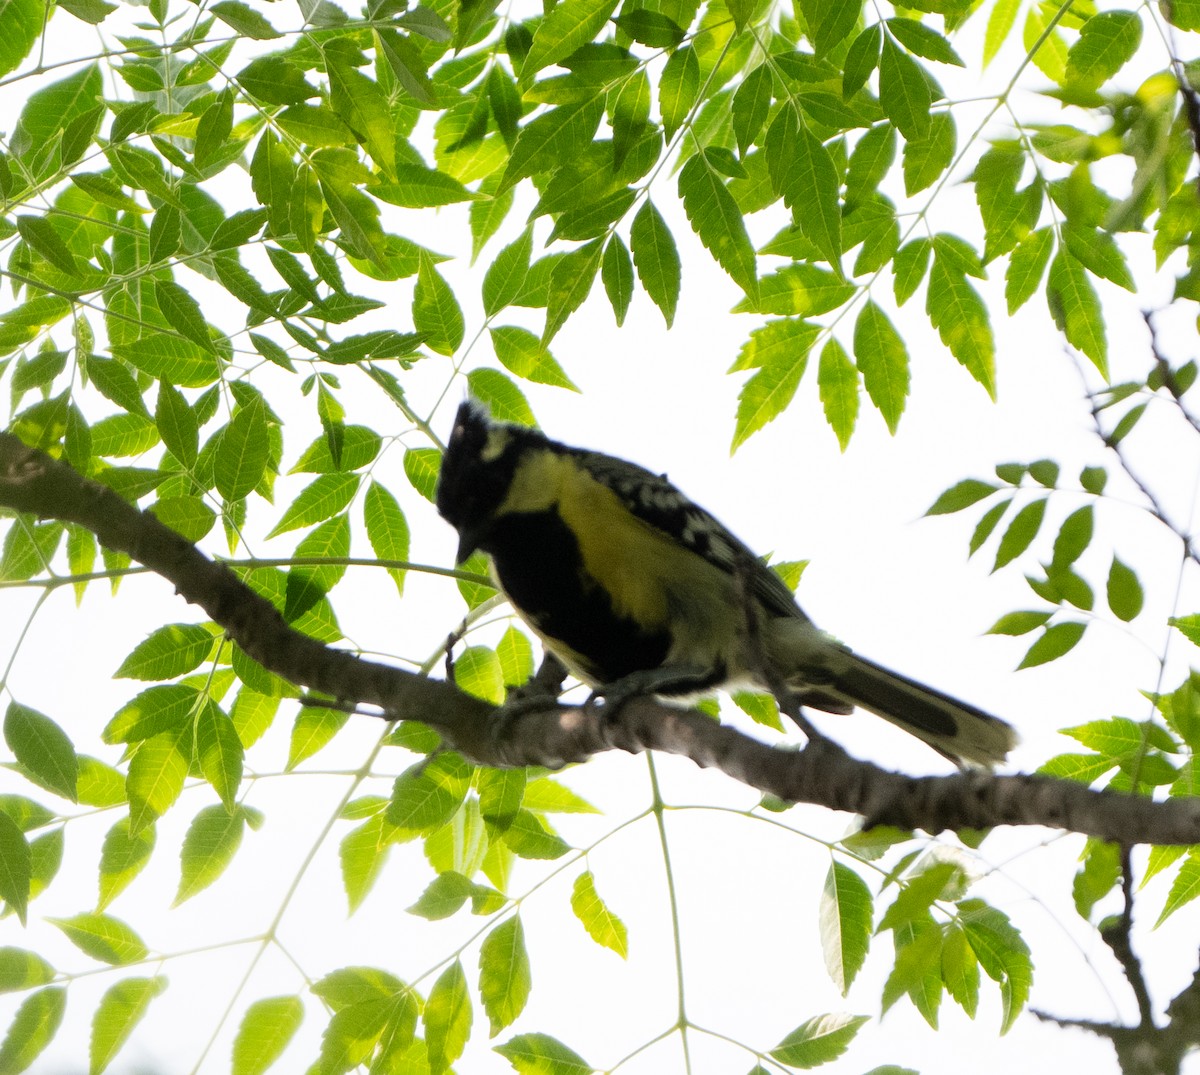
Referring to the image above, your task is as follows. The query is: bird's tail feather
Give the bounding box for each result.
[820,652,1015,767]
[765,621,1015,766]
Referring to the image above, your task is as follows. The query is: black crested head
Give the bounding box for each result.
[436,400,528,563]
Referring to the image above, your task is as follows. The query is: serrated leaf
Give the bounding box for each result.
[126,729,189,834]
[90,975,166,1075]
[570,871,628,958]
[4,702,77,803]
[232,995,304,1075]
[1066,10,1141,91]
[519,0,619,83]
[1047,248,1106,376]
[660,47,699,140]
[115,623,216,681]
[732,321,819,448]
[194,702,244,811]
[601,234,633,326]
[424,960,471,1074]
[820,862,873,994]
[818,338,858,450]
[678,154,757,300]
[363,482,410,596]
[98,816,155,911]
[49,912,147,965]
[1017,621,1086,669]
[176,804,254,904]
[494,1032,591,1075]
[853,300,908,433]
[993,498,1046,570]
[1051,506,1094,568]
[0,814,31,926]
[483,228,533,317]
[490,326,578,390]
[928,249,995,396]
[479,915,531,1034]
[0,987,65,1073]
[630,200,680,328]
[268,474,360,537]
[879,37,930,140]
[959,900,1031,1033]
[770,1013,870,1068]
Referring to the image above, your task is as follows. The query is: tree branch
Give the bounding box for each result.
[5,431,1200,843]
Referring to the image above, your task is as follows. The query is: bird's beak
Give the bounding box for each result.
[455,528,481,564]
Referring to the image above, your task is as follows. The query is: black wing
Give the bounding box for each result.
[571,447,808,622]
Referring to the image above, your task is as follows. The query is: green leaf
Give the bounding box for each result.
[424,960,472,1074]
[987,610,1052,636]
[879,37,930,140]
[928,244,995,396]
[1051,505,1094,569]
[0,0,40,79]
[483,228,533,317]
[1156,848,1200,926]
[154,280,217,355]
[570,871,628,958]
[0,987,66,1074]
[770,1013,870,1068]
[886,17,964,65]
[176,804,254,904]
[0,948,53,994]
[90,976,166,1075]
[941,924,981,1018]
[984,0,1021,64]
[1005,228,1053,314]
[194,703,244,811]
[959,899,1031,1033]
[116,623,216,681]
[1063,223,1134,291]
[678,154,758,301]
[98,816,155,911]
[216,400,269,503]
[902,112,955,195]
[404,447,441,502]
[1106,556,1143,622]
[490,326,578,390]
[211,0,280,38]
[112,335,220,388]
[364,482,410,595]
[630,200,680,328]
[1047,248,1107,376]
[479,915,531,1035]
[4,702,78,803]
[17,215,81,276]
[853,300,909,433]
[820,862,873,994]
[766,111,843,269]
[376,165,476,208]
[519,0,620,83]
[126,729,189,834]
[601,234,634,327]
[155,384,198,468]
[993,498,1046,569]
[732,320,819,448]
[387,754,472,834]
[843,25,882,97]
[798,0,860,54]
[1017,621,1086,669]
[817,338,859,450]
[660,47,699,140]
[499,99,605,195]
[268,473,360,537]
[543,239,603,345]
[1066,10,1141,90]
[733,64,774,156]
[339,814,396,914]
[0,814,31,925]
[49,912,148,965]
[494,1032,592,1075]
[287,706,349,771]
[232,996,304,1075]
[926,479,997,515]
[413,252,465,356]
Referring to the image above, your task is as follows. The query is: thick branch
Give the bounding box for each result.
[5,431,1200,842]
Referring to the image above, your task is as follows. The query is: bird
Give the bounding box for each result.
[435,400,1015,767]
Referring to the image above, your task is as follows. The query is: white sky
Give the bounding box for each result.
[3,2,1200,1074]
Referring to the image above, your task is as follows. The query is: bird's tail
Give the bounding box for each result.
[767,621,1016,767]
